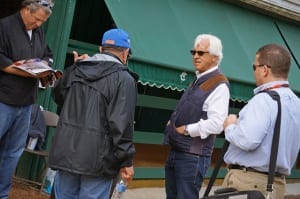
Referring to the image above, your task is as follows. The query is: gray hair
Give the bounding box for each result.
[22,0,54,15]
[194,34,223,64]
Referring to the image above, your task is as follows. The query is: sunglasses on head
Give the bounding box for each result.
[32,0,53,10]
[190,50,209,56]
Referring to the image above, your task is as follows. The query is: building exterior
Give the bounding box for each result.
[2,0,299,182]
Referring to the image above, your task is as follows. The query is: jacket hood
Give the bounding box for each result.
[73,53,127,81]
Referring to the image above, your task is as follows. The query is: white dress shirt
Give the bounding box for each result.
[187,66,230,139]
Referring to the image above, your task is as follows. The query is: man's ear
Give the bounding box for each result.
[263,65,270,77]
[212,55,219,65]
[123,49,129,57]
[121,49,130,65]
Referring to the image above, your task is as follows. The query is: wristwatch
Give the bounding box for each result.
[183,125,189,136]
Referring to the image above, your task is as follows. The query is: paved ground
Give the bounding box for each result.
[122,183,300,199]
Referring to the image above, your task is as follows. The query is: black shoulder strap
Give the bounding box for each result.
[202,90,281,197]
[203,140,229,197]
[265,90,281,193]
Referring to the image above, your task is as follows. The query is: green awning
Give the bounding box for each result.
[105,0,300,101]
[276,21,300,68]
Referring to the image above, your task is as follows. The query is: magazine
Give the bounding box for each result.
[13,59,63,88]
[13,59,54,78]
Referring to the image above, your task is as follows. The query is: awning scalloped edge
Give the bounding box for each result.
[138,80,185,92]
[138,80,249,103]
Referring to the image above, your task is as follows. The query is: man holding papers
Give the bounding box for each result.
[0,0,54,198]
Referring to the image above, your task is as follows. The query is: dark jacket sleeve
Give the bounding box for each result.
[0,20,13,69]
[38,28,53,66]
[107,71,137,167]
[41,44,54,66]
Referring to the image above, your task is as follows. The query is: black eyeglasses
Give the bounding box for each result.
[37,0,54,10]
[190,50,209,56]
[252,64,271,71]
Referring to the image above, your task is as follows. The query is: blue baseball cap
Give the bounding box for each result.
[101,28,130,49]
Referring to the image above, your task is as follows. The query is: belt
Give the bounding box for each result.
[228,164,285,179]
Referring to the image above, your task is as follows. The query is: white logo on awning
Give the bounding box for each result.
[180,72,187,82]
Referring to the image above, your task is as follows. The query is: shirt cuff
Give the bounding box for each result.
[224,124,236,141]
[187,123,209,139]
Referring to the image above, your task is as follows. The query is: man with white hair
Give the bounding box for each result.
[0,0,54,198]
[164,34,230,199]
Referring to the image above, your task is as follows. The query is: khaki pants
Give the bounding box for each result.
[222,169,286,199]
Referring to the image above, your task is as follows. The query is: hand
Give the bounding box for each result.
[120,166,134,184]
[223,114,238,129]
[175,125,186,135]
[54,70,63,79]
[73,51,89,62]
[39,72,55,87]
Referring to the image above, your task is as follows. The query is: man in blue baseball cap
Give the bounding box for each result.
[48,28,138,199]
[102,28,131,48]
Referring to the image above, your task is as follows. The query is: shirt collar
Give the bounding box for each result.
[82,53,123,65]
[195,65,219,79]
[254,80,289,95]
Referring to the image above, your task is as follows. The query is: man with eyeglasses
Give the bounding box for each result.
[48,28,138,199]
[164,34,230,199]
[0,0,54,198]
[222,44,300,198]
